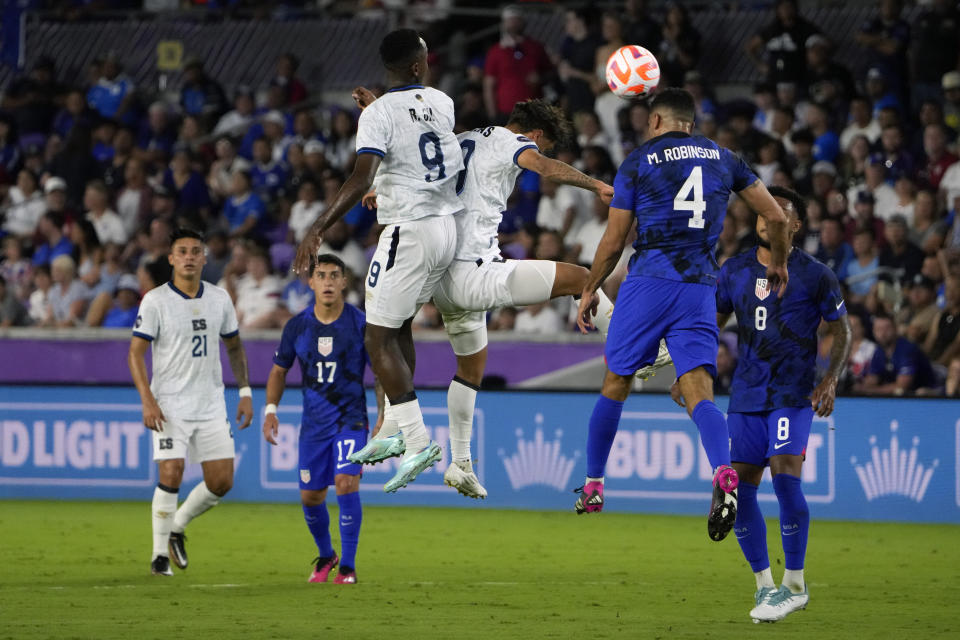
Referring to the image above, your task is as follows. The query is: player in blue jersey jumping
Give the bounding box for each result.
[262,254,383,585]
[672,186,850,622]
[574,89,791,543]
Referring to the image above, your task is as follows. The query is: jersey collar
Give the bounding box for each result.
[386,84,425,93]
[646,130,693,145]
[168,280,204,299]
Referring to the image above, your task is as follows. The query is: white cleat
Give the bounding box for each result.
[635,340,672,381]
[750,585,809,623]
[443,460,488,499]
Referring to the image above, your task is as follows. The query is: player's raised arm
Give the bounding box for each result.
[738,180,790,297]
[293,152,381,274]
[223,334,253,429]
[128,335,165,432]
[517,149,614,204]
[577,207,633,333]
[263,363,289,445]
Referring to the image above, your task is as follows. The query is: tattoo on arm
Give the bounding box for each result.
[225,337,250,388]
[826,317,852,381]
[542,158,597,192]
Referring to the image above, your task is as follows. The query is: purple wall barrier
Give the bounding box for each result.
[0,331,604,388]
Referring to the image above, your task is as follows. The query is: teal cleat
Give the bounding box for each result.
[383,441,442,493]
[750,585,809,623]
[348,433,406,465]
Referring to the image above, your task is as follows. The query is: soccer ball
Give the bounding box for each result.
[605,45,661,98]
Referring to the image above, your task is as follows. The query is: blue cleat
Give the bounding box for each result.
[349,433,405,465]
[383,441,442,493]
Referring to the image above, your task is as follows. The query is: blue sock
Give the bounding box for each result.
[303,503,334,558]
[586,395,624,478]
[691,400,731,469]
[773,474,809,571]
[733,482,769,572]
[337,491,362,570]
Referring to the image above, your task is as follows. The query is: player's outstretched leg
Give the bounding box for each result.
[349,399,405,464]
[303,489,338,583]
[334,475,362,584]
[151,481,179,576]
[441,336,487,499]
[574,371,630,513]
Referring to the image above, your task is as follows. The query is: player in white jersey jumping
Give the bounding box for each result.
[349,101,618,498]
[129,228,253,576]
[293,29,463,493]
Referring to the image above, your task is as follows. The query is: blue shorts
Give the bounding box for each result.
[728,407,813,467]
[605,276,719,378]
[298,429,368,491]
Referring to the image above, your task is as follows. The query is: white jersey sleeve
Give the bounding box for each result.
[356,86,464,225]
[134,291,161,340]
[219,290,240,338]
[454,126,539,260]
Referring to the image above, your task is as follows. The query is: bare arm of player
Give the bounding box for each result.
[738,180,789,298]
[293,152,381,274]
[577,207,633,333]
[263,364,288,445]
[517,149,614,204]
[351,86,377,110]
[811,316,852,417]
[373,378,386,437]
[223,334,253,430]
[128,336,165,432]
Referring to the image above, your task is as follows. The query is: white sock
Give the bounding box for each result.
[376,396,400,439]
[152,485,179,558]
[782,568,805,593]
[172,482,221,533]
[448,377,477,463]
[586,476,604,484]
[755,567,775,590]
[593,289,614,339]
[392,397,429,460]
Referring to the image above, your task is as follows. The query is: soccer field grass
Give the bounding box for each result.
[1,501,957,639]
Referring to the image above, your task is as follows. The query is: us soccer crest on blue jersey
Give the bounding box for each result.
[716,248,846,413]
[273,304,370,440]
[610,131,757,285]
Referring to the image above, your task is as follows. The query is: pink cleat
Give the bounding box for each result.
[334,569,357,584]
[573,481,605,514]
[308,554,339,583]
[708,465,739,542]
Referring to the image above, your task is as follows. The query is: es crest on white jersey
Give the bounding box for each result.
[755,278,770,301]
[318,337,333,357]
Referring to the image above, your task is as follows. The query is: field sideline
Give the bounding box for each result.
[0,500,956,639]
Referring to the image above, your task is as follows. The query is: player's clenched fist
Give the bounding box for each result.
[263,412,280,445]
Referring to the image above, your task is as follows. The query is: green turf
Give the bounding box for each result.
[0,500,957,639]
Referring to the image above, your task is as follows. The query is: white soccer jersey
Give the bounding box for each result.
[453,126,538,260]
[134,281,239,421]
[355,85,464,224]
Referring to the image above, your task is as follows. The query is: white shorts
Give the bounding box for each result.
[434,257,519,340]
[365,215,457,328]
[153,416,235,463]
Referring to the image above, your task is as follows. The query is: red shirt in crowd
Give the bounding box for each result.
[922,152,959,190]
[484,37,552,116]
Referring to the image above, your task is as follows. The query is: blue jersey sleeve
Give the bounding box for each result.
[610,154,642,211]
[816,263,847,322]
[273,317,297,369]
[894,343,919,378]
[867,347,886,378]
[723,148,758,193]
[715,262,734,314]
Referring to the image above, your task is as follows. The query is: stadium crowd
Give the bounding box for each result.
[1,0,960,397]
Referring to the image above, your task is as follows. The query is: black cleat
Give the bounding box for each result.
[151,555,173,576]
[707,466,739,541]
[169,532,188,570]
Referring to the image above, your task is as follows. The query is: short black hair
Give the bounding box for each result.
[767,185,806,224]
[170,227,205,245]
[311,253,346,276]
[379,29,425,72]
[649,88,696,123]
[506,100,574,149]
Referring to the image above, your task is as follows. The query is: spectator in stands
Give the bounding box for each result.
[232,248,281,329]
[303,140,328,177]
[804,101,839,163]
[222,169,265,238]
[878,123,916,183]
[746,0,820,85]
[799,196,823,254]
[103,126,135,193]
[70,218,107,294]
[624,0,661,52]
[619,101,651,159]
[570,194,608,266]
[251,136,288,204]
[857,313,936,395]
[514,301,565,334]
[91,119,117,166]
[840,96,881,152]
[200,230,229,285]
[848,155,897,219]
[324,110,356,173]
[856,0,911,101]
[0,274,29,327]
[946,358,960,397]
[180,59,227,128]
[3,169,46,239]
[592,12,626,161]
[919,124,958,191]
[810,161,837,200]
[316,219,366,279]
[31,209,73,268]
[44,254,87,327]
[840,135,870,187]
[559,9,601,115]
[278,270,314,322]
[842,311,877,389]
[911,0,960,109]
[288,179,322,244]
[767,105,795,154]
[48,126,100,208]
[86,54,136,125]
[657,2,701,89]
[848,191,887,248]
[788,128,815,195]
[27,265,51,325]
[1,236,31,301]
[879,214,924,284]
[943,71,960,132]
[911,190,947,254]
[273,53,307,105]
[213,87,255,138]
[84,180,126,246]
[84,272,139,328]
[815,215,853,275]
[535,177,588,240]
[1,57,60,137]
[163,147,211,219]
[484,5,552,122]
[804,35,855,115]
[727,104,770,164]
[52,89,90,140]
[922,275,960,366]
[899,274,941,345]
[137,102,175,166]
[207,137,250,203]
[115,158,152,237]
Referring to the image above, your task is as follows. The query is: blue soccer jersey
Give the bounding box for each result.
[611,131,758,285]
[273,304,369,440]
[717,248,847,412]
